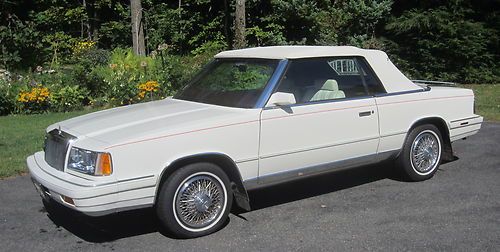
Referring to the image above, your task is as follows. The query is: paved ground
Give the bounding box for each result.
[1,123,499,252]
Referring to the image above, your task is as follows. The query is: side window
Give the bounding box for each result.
[275,57,385,104]
[356,58,386,95]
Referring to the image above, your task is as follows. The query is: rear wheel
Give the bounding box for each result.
[156,163,232,238]
[397,124,443,181]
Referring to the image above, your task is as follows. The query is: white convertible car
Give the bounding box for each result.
[27,46,482,237]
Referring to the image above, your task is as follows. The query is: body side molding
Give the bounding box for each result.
[244,150,398,191]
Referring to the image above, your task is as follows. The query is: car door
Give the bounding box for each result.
[258,57,384,183]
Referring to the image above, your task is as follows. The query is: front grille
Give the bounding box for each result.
[44,129,75,171]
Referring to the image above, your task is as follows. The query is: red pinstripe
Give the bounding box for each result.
[104,95,473,149]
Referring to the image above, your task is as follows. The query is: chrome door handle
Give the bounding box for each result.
[359,111,373,117]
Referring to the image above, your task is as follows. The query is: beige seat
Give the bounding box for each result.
[308,79,345,101]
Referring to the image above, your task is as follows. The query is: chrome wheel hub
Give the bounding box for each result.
[175,174,224,229]
[193,193,212,212]
[410,131,440,174]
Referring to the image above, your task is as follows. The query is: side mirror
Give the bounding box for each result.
[266,92,296,107]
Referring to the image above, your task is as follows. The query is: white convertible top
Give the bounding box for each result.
[215,46,421,93]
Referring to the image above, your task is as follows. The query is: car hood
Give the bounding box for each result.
[50,98,252,148]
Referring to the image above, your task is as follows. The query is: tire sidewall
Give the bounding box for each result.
[156,163,233,238]
[399,124,443,181]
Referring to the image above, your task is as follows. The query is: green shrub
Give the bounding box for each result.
[79,48,110,67]
[34,68,78,88]
[156,52,216,91]
[50,85,89,112]
[2,46,220,115]
[156,55,193,91]
[68,48,110,96]
[89,96,112,109]
[0,79,16,115]
[0,18,42,70]
[92,48,146,105]
[93,48,174,105]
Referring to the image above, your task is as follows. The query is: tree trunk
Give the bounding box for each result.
[91,2,99,41]
[233,0,246,49]
[223,0,231,47]
[81,0,92,40]
[131,0,146,56]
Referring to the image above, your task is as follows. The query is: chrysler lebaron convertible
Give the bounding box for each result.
[28,46,483,237]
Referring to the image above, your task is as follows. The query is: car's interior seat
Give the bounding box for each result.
[305,79,346,101]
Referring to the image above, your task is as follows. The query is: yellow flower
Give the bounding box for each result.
[73,40,96,55]
[17,92,29,102]
[138,91,146,99]
[17,85,50,104]
[137,80,160,99]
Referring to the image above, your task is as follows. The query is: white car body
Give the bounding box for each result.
[27,46,483,216]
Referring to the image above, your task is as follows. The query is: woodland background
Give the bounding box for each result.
[0,0,498,115]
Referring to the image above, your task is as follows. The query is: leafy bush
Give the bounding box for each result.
[69,48,110,96]
[0,79,16,115]
[93,48,172,105]
[79,48,110,67]
[155,53,211,91]
[246,24,287,46]
[50,85,89,112]
[0,17,41,70]
[33,69,77,87]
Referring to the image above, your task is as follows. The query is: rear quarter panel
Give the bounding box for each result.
[375,87,481,153]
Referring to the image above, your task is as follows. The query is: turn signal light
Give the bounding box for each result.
[61,195,75,205]
[96,153,113,176]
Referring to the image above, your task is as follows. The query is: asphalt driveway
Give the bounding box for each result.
[1,123,499,251]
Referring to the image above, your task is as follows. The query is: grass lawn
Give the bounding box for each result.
[0,109,99,178]
[0,84,498,179]
[461,84,500,121]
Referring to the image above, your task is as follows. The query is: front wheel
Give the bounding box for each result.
[397,124,443,181]
[156,163,232,238]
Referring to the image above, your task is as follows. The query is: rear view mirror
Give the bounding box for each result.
[266,92,296,107]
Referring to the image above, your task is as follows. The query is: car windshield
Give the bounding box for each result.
[174,58,279,108]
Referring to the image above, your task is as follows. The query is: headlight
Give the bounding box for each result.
[67,147,113,176]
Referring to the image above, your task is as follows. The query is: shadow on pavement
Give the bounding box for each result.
[43,158,458,242]
[246,162,399,211]
[44,201,161,242]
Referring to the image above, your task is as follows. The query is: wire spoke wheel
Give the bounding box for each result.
[410,130,440,174]
[174,173,226,230]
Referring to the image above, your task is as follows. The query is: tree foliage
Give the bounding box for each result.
[0,0,498,83]
[384,0,499,83]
